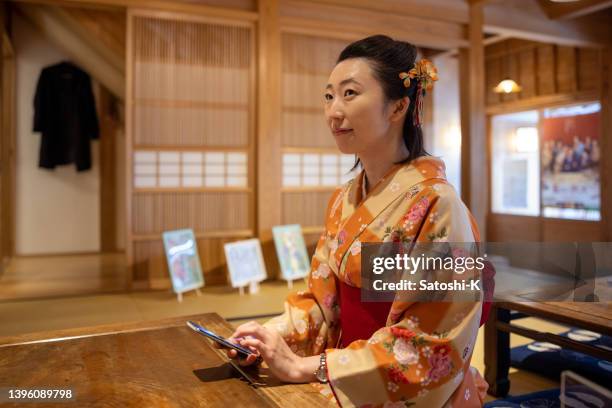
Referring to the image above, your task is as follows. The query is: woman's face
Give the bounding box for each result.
[324,58,398,155]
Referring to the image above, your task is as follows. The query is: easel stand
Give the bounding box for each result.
[239,281,260,295]
[176,288,202,303]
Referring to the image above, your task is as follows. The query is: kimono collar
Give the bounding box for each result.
[331,156,448,273]
[342,155,447,221]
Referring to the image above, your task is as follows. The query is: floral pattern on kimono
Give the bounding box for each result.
[263,156,488,407]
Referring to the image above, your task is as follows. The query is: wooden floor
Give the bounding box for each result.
[0,254,565,403]
[0,252,127,301]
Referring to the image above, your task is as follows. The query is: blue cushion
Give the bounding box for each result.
[510,328,612,386]
[485,384,609,408]
[484,388,560,408]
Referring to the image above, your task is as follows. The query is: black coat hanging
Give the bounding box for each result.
[33,61,100,172]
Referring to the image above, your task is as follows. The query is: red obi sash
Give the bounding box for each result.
[338,260,496,348]
[338,280,392,348]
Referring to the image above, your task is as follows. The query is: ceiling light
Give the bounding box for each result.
[494,78,522,94]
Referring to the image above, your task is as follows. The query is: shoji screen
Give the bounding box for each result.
[280,33,354,247]
[127,10,255,288]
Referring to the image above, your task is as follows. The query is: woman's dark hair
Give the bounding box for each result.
[337,35,430,168]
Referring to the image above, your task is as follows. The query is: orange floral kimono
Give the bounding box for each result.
[264,156,488,407]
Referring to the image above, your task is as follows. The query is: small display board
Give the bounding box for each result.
[162,229,204,302]
[272,224,310,284]
[224,239,267,291]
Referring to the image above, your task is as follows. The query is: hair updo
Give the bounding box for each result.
[337,35,430,166]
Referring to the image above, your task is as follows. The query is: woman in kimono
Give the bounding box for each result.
[219,35,489,407]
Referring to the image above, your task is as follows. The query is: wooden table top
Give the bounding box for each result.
[0,313,333,407]
[496,301,611,335]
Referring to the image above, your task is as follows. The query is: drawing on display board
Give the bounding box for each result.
[224,239,267,293]
[272,224,310,286]
[162,229,204,301]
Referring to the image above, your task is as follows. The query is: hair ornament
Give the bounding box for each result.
[398,59,439,127]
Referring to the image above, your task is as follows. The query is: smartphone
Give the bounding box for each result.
[186,321,255,357]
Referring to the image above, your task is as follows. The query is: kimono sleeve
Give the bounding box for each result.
[324,184,486,407]
[262,189,343,357]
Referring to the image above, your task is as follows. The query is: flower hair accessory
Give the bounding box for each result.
[399,59,439,127]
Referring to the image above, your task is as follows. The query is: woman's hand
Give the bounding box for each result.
[211,333,261,367]
[218,321,320,383]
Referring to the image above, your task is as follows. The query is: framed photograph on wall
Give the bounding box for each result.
[223,239,267,288]
[272,224,310,282]
[541,102,601,220]
[162,229,205,295]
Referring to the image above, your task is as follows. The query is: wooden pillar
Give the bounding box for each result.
[257,0,282,278]
[484,305,511,397]
[125,9,134,289]
[0,6,5,271]
[459,48,470,202]
[601,46,612,241]
[460,1,488,241]
[98,86,118,252]
[1,6,15,269]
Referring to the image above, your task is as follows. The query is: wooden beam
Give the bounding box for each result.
[295,0,611,48]
[279,16,468,50]
[538,0,612,20]
[287,0,469,24]
[12,0,611,48]
[11,0,122,11]
[460,1,488,241]
[483,0,612,48]
[12,0,259,21]
[48,6,124,74]
[281,0,468,50]
[485,90,600,115]
[434,34,510,59]
[60,7,126,72]
[601,47,612,241]
[257,0,282,278]
[16,3,124,99]
[484,34,510,46]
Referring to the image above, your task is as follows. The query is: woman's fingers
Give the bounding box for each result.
[230,321,257,339]
[237,353,260,366]
[211,342,241,360]
[212,340,237,356]
[239,338,267,355]
[232,322,271,343]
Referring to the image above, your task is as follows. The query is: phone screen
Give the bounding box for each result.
[186,321,254,356]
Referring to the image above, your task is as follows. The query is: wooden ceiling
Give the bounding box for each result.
[15,2,125,98]
[61,6,125,60]
[537,0,612,20]
[10,0,612,95]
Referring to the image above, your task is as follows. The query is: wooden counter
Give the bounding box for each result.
[0,313,333,407]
